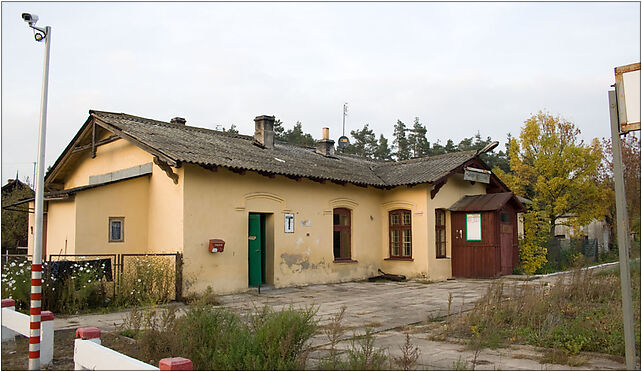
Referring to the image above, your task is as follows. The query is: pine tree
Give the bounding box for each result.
[374,135,393,161]
[408,117,430,158]
[273,119,285,140]
[393,120,410,161]
[282,121,316,147]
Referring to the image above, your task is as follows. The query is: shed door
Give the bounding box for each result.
[500,212,513,275]
[451,213,470,277]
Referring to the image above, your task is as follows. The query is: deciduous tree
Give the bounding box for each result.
[495,111,605,241]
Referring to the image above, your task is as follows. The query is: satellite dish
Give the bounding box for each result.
[338,136,350,149]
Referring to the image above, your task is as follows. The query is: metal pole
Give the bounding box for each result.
[608,89,636,370]
[29,25,51,372]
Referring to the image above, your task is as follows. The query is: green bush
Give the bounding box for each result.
[1,259,31,310]
[117,256,174,307]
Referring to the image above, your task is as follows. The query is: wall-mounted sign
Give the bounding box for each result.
[463,167,491,184]
[284,213,294,233]
[466,213,482,241]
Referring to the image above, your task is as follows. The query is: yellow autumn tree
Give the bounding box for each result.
[494,111,605,273]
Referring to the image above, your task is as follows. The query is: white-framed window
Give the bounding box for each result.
[109,217,124,242]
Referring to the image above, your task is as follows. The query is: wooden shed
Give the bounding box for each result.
[449,192,525,278]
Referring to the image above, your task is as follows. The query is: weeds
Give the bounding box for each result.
[391,333,420,370]
[122,303,318,370]
[345,328,388,370]
[451,260,641,360]
[317,306,347,370]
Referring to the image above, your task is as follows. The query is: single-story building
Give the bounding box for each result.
[26,110,524,294]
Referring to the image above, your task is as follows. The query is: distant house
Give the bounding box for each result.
[24,110,523,294]
[2,177,34,253]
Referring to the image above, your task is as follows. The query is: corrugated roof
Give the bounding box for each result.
[84,110,482,188]
[448,192,525,212]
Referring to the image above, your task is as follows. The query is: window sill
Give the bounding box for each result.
[436,256,451,260]
[333,259,358,264]
[384,257,414,261]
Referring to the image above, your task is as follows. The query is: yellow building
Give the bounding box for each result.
[27,110,519,295]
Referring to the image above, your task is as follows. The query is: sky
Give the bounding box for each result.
[1,1,640,186]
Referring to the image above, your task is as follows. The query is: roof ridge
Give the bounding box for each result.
[90,110,253,140]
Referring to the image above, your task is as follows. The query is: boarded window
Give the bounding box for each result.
[389,210,412,258]
[333,208,351,260]
[436,209,446,258]
[109,217,124,242]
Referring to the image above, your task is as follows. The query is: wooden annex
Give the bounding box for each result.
[449,192,525,278]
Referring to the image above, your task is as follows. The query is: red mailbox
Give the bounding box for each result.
[209,239,225,253]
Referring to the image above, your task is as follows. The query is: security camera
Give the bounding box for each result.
[21,13,38,26]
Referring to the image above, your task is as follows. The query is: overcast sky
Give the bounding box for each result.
[1,2,640,185]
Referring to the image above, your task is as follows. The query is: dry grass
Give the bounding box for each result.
[448,261,641,360]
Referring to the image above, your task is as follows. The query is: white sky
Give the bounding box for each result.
[1,1,640,185]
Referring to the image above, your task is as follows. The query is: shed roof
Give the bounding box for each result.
[448,192,525,212]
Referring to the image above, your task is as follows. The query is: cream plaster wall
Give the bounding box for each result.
[74,176,150,255]
[147,165,184,254]
[43,200,76,257]
[64,139,153,189]
[182,164,386,295]
[426,174,487,280]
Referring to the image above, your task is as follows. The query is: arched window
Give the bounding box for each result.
[389,209,412,258]
[333,208,351,260]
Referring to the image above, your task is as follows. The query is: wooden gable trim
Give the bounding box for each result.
[45,115,95,188]
[153,157,179,184]
[71,134,119,154]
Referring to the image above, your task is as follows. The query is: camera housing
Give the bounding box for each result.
[21,13,38,26]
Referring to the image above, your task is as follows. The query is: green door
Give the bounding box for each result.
[248,213,263,286]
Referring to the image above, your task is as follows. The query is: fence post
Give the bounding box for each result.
[1,299,17,342]
[175,253,183,301]
[75,327,101,370]
[40,311,54,366]
[159,357,193,371]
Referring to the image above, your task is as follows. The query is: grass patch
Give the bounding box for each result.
[450,260,641,361]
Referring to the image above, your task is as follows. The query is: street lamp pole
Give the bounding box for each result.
[22,12,51,371]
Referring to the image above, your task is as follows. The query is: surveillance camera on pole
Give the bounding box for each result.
[21,11,51,371]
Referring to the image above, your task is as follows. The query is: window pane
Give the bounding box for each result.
[403,230,412,256]
[333,231,341,258]
[333,214,340,226]
[436,210,444,226]
[111,221,121,240]
[340,214,349,226]
[390,213,399,226]
[402,212,411,226]
[391,230,400,256]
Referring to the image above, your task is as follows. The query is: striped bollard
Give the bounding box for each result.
[29,263,43,370]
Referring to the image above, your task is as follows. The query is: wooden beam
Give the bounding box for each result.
[430,179,447,199]
[201,165,218,172]
[153,157,179,184]
[258,171,276,179]
[72,135,120,154]
[284,175,301,182]
[91,122,97,158]
[229,168,246,176]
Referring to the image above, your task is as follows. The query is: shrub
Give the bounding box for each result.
[1,258,31,310]
[117,256,174,307]
[345,328,388,370]
[126,304,318,370]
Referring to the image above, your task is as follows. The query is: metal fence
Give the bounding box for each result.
[1,252,183,301]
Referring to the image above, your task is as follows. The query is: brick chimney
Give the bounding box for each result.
[254,115,275,149]
[316,127,335,156]
[170,117,186,125]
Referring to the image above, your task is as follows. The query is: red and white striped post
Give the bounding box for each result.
[29,262,43,369]
[23,13,52,370]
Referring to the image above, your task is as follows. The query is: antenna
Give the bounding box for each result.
[342,102,348,136]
